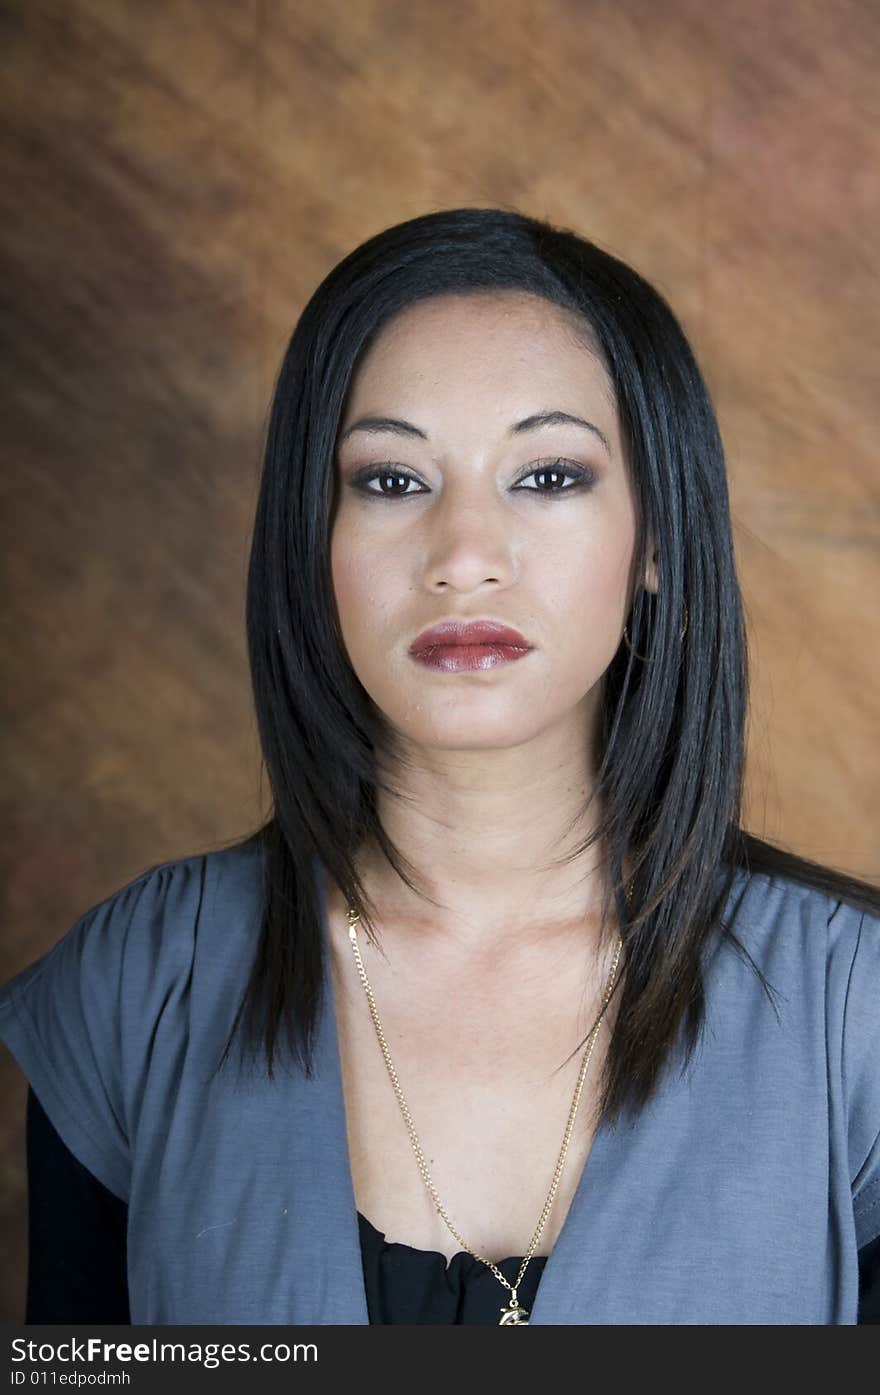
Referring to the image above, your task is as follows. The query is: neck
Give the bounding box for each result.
[340,719,621,958]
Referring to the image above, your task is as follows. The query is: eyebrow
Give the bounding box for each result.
[337,410,611,454]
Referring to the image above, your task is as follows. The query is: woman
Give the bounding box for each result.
[3,207,879,1325]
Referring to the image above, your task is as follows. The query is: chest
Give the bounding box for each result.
[135,915,846,1323]
[330,945,614,1266]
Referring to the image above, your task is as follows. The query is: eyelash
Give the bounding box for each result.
[349,459,596,500]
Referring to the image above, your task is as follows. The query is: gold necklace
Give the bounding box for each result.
[346,907,624,1325]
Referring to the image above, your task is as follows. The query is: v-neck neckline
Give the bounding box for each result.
[312,853,620,1325]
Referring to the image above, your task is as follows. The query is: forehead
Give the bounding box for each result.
[344,291,615,412]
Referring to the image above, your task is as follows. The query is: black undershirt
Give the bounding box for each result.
[23,1086,880,1325]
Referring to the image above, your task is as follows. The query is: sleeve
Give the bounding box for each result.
[26,1086,131,1324]
[834,900,880,1250]
[0,856,205,1203]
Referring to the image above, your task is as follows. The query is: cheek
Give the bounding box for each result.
[329,543,359,625]
[588,542,632,615]
[535,516,633,620]
[330,518,364,615]
[330,525,398,648]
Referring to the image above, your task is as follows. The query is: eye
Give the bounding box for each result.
[349,458,596,499]
[513,459,597,496]
[350,465,427,498]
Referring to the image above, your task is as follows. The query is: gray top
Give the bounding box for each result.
[1,839,878,1324]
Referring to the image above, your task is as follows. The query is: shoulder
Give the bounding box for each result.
[719,862,879,973]
[2,839,265,1002]
[720,864,880,1054]
[0,837,268,1201]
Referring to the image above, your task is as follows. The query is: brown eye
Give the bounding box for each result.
[351,466,426,497]
[348,458,596,500]
[514,459,596,495]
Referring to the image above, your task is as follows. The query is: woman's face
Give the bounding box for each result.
[330,290,653,754]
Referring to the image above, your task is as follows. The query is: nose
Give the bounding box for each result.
[420,483,517,592]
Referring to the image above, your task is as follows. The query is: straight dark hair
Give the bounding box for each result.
[212,206,879,1128]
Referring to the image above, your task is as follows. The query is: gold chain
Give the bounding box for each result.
[347,907,624,1324]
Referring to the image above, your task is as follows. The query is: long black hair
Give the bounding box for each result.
[212,206,878,1126]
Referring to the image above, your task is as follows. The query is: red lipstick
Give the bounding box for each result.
[410,620,533,672]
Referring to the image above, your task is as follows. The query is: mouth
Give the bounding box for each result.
[410,620,532,655]
[410,641,533,672]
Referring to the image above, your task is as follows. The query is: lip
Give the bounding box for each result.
[412,643,532,672]
[410,620,532,654]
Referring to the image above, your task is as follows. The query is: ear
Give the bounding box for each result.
[643,541,660,596]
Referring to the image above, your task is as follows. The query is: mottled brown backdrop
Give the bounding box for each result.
[1,0,878,1320]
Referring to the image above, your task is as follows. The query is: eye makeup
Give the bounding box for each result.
[346,458,598,501]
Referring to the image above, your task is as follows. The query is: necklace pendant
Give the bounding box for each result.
[498,1298,530,1325]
